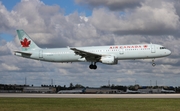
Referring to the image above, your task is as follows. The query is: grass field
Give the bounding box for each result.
[1,98,180,111]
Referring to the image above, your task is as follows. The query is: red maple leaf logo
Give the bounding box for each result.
[21,38,31,47]
[144,45,148,48]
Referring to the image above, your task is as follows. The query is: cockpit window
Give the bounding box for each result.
[160,47,166,49]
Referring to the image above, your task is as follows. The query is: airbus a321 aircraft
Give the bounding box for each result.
[14,30,171,70]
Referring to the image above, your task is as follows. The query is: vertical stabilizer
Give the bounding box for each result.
[17,30,40,51]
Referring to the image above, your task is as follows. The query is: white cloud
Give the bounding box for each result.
[0,63,20,71]
[90,1,180,35]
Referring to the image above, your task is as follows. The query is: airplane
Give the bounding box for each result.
[14,30,171,70]
[161,88,175,93]
[126,89,140,94]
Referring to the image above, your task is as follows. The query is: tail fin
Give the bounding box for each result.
[17,30,40,51]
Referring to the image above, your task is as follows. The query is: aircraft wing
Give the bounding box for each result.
[70,48,102,61]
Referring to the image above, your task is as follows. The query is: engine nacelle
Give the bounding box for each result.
[100,56,118,65]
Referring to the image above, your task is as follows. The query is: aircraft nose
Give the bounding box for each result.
[166,49,171,55]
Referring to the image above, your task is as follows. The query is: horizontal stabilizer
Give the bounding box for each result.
[14,51,32,56]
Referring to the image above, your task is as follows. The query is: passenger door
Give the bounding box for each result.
[120,48,124,54]
[151,44,156,53]
[39,50,43,58]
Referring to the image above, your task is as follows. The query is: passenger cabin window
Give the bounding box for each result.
[160,47,166,49]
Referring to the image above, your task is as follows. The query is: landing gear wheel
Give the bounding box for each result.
[93,65,97,69]
[89,62,97,70]
[152,59,156,67]
[152,63,156,67]
[89,64,94,69]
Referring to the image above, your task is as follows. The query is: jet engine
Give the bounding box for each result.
[100,56,118,65]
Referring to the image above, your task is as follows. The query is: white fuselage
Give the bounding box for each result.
[15,44,171,63]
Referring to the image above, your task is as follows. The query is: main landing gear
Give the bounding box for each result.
[89,62,97,70]
[152,59,156,67]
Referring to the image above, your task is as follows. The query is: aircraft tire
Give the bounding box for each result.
[89,64,97,69]
[93,65,97,70]
[89,64,93,69]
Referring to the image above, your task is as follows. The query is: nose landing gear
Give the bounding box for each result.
[152,63,156,67]
[152,59,156,67]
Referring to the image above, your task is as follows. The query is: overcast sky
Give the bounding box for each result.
[0,0,180,87]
